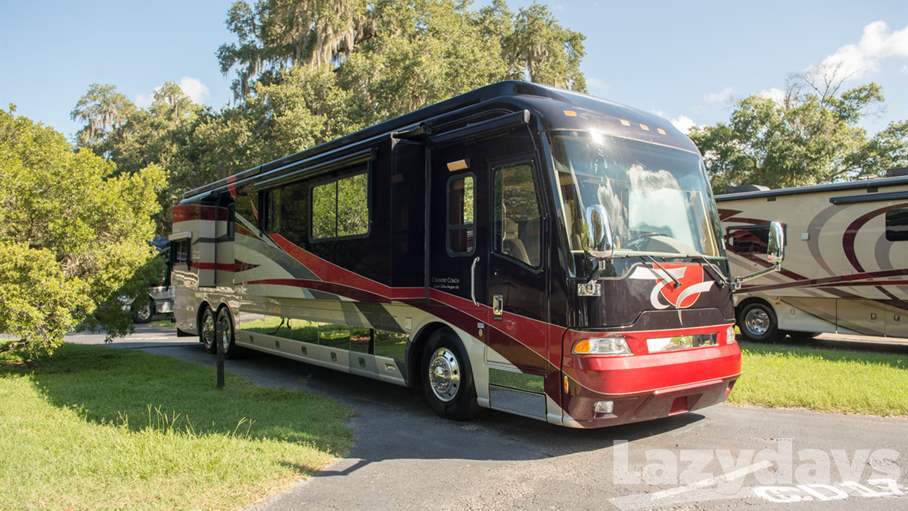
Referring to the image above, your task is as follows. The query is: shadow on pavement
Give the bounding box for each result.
[159,344,708,474]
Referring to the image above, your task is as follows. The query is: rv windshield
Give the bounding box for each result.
[550,131,722,258]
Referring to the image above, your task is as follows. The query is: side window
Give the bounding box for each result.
[312,180,337,240]
[886,208,908,242]
[726,225,769,253]
[447,174,475,255]
[267,188,282,233]
[172,239,191,265]
[311,169,370,241]
[494,163,542,268]
[337,173,369,237]
[233,188,258,226]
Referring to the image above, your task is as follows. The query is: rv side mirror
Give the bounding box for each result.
[732,220,786,291]
[766,221,785,265]
[584,205,614,258]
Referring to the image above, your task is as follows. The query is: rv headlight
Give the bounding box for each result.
[573,337,630,355]
[726,326,737,344]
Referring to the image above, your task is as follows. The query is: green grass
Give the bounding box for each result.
[0,344,352,511]
[730,341,908,416]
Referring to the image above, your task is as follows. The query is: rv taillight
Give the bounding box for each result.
[726,326,737,344]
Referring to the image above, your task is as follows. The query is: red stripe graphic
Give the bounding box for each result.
[172,204,229,222]
[741,268,908,293]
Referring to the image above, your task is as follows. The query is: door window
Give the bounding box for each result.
[447,174,475,255]
[493,163,542,268]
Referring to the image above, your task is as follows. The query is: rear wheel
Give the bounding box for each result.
[737,301,778,342]
[200,307,217,353]
[215,306,237,358]
[422,330,479,421]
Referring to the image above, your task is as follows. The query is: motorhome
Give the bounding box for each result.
[170,81,782,428]
[718,170,908,341]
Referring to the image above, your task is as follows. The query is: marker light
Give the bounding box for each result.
[573,337,630,355]
[726,326,737,344]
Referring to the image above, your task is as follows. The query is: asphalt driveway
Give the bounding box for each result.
[68,328,908,510]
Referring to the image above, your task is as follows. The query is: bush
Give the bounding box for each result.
[0,106,166,359]
[0,244,88,359]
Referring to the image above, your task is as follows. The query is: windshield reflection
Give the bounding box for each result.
[550,130,723,258]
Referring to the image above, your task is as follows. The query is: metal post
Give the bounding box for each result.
[216,325,225,389]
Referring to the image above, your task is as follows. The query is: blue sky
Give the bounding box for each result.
[2,0,906,140]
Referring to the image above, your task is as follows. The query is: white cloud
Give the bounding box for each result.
[670,115,697,134]
[704,87,735,104]
[135,76,210,107]
[178,77,210,104]
[812,21,908,79]
[757,87,785,104]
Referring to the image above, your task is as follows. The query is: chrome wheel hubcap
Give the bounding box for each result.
[744,308,770,337]
[428,347,461,402]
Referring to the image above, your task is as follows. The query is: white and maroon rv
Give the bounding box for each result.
[169,81,783,428]
[719,169,908,341]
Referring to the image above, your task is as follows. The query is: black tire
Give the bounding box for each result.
[422,329,480,421]
[132,298,153,324]
[215,306,239,358]
[200,306,217,353]
[737,301,778,342]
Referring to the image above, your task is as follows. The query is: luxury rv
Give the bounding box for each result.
[718,170,908,341]
[170,81,782,428]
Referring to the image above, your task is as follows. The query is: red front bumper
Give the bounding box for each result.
[560,325,740,428]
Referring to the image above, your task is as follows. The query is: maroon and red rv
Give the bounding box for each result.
[169,81,784,428]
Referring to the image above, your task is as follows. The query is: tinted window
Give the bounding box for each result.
[494,163,542,267]
[311,170,369,240]
[312,180,337,240]
[234,188,258,227]
[172,239,191,264]
[887,208,908,242]
[337,173,369,237]
[447,174,475,255]
[726,225,769,253]
[266,181,309,245]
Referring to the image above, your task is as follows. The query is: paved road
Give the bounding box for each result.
[70,328,908,511]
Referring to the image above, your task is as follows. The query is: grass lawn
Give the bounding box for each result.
[730,341,908,416]
[0,344,352,511]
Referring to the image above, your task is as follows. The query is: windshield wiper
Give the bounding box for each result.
[642,254,681,288]
[685,254,729,288]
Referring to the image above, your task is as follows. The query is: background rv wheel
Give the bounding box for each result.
[215,306,238,358]
[737,301,778,342]
[132,298,153,324]
[422,329,479,421]
[200,307,217,353]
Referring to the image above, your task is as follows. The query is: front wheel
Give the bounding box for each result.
[737,301,778,342]
[422,330,479,421]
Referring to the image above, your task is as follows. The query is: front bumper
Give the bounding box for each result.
[560,325,740,428]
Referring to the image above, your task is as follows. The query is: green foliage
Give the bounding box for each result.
[691,76,908,192]
[0,107,165,359]
[74,1,588,206]
[0,244,87,360]
[70,83,136,150]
